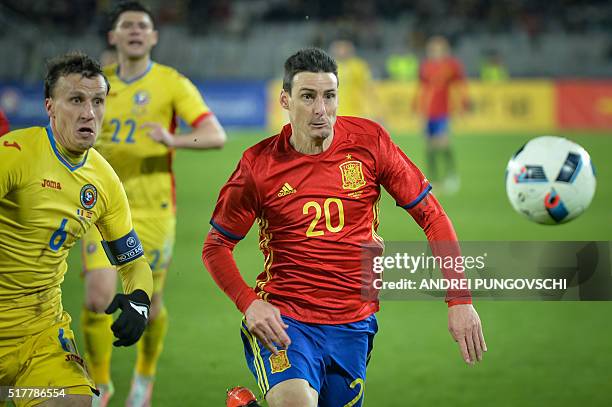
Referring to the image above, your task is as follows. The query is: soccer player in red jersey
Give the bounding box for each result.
[414,35,470,194]
[203,47,486,406]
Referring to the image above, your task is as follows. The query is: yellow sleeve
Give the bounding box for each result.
[172,72,211,126]
[117,257,153,298]
[0,134,26,199]
[95,168,153,297]
[95,171,134,241]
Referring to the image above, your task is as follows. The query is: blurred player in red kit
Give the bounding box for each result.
[414,35,470,194]
[0,108,9,136]
[203,47,486,406]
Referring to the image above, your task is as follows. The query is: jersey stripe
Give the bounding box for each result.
[255,218,273,299]
[191,111,212,127]
[167,151,177,213]
[46,126,89,172]
[116,61,153,84]
[371,195,384,245]
[401,183,432,209]
[209,220,244,241]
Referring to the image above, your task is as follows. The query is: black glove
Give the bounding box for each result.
[105,289,150,347]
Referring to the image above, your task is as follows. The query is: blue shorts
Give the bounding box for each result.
[426,117,449,138]
[241,314,378,406]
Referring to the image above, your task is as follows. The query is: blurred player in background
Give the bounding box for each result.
[80,2,226,406]
[330,39,376,118]
[480,49,509,82]
[203,47,485,406]
[0,52,153,407]
[385,33,419,82]
[0,107,9,135]
[414,35,470,194]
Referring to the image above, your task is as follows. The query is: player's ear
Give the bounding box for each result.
[151,30,159,47]
[45,98,54,118]
[279,90,290,110]
[108,31,116,46]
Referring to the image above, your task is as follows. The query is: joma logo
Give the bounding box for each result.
[42,179,62,190]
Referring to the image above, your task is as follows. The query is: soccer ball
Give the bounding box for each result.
[505,136,596,224]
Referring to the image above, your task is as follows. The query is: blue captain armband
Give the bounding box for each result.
[101,229,144,266]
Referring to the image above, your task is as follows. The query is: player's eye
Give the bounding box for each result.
[301,94,314,101]
[93,98,104,105]
[325,93,336,99]
[138,22,149,30]
[71,97,82,103]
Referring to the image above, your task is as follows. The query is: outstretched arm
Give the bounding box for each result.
[142,114,226,149]
[408,193,487,365]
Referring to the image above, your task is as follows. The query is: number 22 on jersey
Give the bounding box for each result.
[110,118,136,144]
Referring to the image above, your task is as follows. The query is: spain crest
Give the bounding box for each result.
[269,350,291,374]
[340,160,366,190]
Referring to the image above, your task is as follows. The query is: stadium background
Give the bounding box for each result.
[1,0,611,405]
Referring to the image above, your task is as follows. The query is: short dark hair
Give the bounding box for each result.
[44,52,110,98]
[108,0,155,30]
[282,47,338,93]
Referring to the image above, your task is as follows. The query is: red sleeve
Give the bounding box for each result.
[453,58,466,82]
[407,193,472,307]
[202,229,259,313]
[0,110,9,136]
[418,62,427,83]
[209,154,259,240]
[376,125,431,209]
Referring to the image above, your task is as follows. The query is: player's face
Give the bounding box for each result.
[109,11,158,60]
[45,74,107,154]
[281,72,338,142]
[426,37,449,60]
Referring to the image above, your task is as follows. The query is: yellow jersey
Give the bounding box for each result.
[0,126,140,338]
[95,62,211,217]
[337,57,373,117]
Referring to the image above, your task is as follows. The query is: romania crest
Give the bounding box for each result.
[133,90,150,106]
[269,350,291,374]
[340,160,366,190]
[80,184,97,209]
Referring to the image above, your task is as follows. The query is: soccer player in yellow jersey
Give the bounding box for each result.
[79,2,227,406]
[0,52,153,407]
[330,40,375,118]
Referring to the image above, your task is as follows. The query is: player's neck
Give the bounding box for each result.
[117,56,152,82]
[51,128,87,164]
[289,131,334,155]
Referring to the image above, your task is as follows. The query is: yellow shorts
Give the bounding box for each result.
[81,216,176,294]
[0,312,96,407]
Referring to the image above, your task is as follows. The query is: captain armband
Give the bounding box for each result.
[101,229,144,266]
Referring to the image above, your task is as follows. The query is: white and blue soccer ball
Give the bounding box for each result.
[505,136,596,225]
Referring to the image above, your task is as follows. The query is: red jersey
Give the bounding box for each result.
[210,117,431,324]
[418,57,466,118]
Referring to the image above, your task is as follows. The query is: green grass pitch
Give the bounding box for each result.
[59,131,612,406]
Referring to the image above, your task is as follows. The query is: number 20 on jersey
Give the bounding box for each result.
[302,198,345,237]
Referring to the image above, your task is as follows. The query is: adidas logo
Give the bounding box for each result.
[277,182,297,197]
